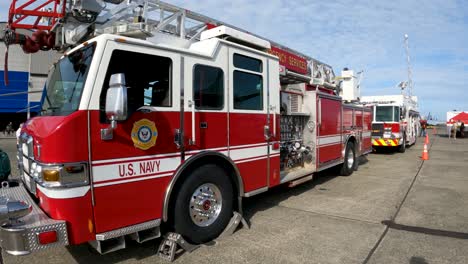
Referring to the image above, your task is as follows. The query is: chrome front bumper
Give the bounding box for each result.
[0,181,69,255]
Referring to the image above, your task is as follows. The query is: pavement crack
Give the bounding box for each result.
[362,136,436,264]
[381,220,468,240]
[271,203,382,225]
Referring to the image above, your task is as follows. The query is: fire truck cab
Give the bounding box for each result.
[361,95,420,152]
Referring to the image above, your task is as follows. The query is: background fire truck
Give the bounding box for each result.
[361,95,420,153]
[0,0,372,257]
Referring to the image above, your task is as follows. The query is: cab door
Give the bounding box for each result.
[228,49,270,194]
[88,41,181,233]
[183,54,228,155]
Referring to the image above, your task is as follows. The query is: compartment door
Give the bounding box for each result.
[317,96,343,167]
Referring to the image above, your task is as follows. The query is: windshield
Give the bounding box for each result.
[375,106,395,122]
[41,44,95,116]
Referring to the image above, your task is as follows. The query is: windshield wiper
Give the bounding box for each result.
[68,53,92,103]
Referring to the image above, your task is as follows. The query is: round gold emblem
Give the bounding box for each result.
[131,119,158,150]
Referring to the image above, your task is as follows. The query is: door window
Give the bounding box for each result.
[193,65,224,110]
[233,54,262,73]
[233,54,263,111]
[99,50,172,121]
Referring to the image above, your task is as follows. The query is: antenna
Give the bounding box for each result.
[404,34,413,97]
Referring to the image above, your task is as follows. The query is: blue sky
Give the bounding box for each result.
[2,0,468,121]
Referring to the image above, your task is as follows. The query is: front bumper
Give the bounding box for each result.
[0,181,69,255]
[372,138,400,147]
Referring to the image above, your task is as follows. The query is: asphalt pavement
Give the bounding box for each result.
[1,129,467,264]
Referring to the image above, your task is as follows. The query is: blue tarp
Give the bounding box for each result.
[0,71,41,113]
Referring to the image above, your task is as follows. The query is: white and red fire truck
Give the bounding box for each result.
[0,0,372,256]
[360,95,420,152]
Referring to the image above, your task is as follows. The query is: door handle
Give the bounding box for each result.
[270,105,276,138]
[188,100,196,145]
[174,129,182,149]
[264,125,271,140]
[317,99,322,127]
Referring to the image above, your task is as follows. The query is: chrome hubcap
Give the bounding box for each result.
[190,183,222,227]
[347,149,354,169]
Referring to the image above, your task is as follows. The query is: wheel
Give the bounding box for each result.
[173,164,233,244]
[398,135,406,153]
[340,142,356,176]
[353,148,360,171]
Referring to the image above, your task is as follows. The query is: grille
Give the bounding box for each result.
[290,94,299,113]
[371,124,384,137]
[18,134,36,194]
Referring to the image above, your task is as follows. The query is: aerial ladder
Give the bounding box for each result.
[1,0,338,88]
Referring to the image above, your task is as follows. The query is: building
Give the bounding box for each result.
[0,22,61,132]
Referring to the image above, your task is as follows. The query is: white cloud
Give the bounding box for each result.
[1,0,467,119]
[171,0,468,120]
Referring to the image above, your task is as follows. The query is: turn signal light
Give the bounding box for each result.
[65,165,84,173]
[43,170,60,182]
[38,231,57,245]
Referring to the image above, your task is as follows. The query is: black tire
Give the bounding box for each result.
[398,136,406,153]
[353,151,360,171]
[173,164,233,244]
[340,142,356,176]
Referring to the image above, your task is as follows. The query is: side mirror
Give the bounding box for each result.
[105,73,128,127]
[102,73,128,140]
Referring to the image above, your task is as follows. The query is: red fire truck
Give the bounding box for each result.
[0,0,372,257]
[360,95,419,153]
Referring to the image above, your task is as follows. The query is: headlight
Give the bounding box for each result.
[35,163,89,188]
[31,162,42,179]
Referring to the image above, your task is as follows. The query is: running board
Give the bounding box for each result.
[89,219,161,254]
[89,236,126,254]
[288,175,313,188]
[129,227,161,243]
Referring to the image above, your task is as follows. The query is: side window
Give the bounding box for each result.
[100,50,172,121]
[233,54,262,73]
[233,54,263,110]
[394,107,401,122]
[193,65,224,110]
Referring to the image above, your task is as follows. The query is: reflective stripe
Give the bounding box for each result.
[318,135,342,146]
[37,185,90,199]
[372,138,399,146]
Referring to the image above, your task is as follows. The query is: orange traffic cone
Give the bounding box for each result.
[421,143,429,160]
[425,134,429,145]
